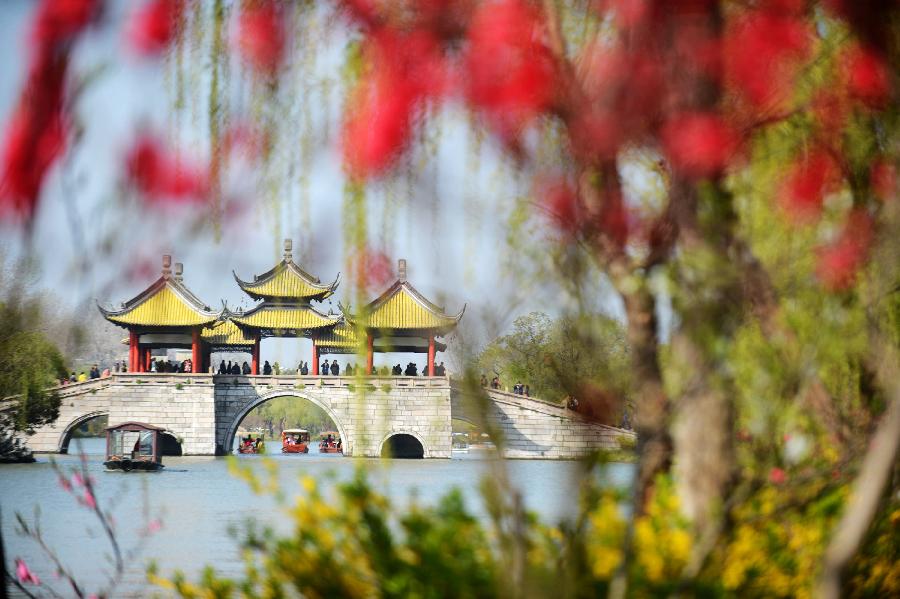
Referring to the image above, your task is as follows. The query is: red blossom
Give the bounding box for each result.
[724,8,810,109]
[870,159,896,202]
[31,0,100,47]
[125,135,209,203]
[83,489,97,509]
[843,45,891,109]
[236,2,286,77]
[779,151,840,222]
[661,112,740,179]
[816,210,873,291]
[465,0,557,140]
[768,467,787,485]
[128,0,183,56]
[540,178,581,234]
[341,29,445,179]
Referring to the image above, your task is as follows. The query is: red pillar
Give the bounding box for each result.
[251,335,260,375]
[312,338,319,375]
[140,347,149,373]
[428,335,435,377]
[192,328,201,373]
[129,331,138,372]
[366,332,374,375]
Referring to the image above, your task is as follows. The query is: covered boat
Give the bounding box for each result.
[104,422,165,472]
[318,431,342,454]
[281,429,310,453]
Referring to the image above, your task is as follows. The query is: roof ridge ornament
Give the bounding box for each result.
[173,262,183,282]
[398,258,407,282]
[162,254,172,280]
[283,238,292,261]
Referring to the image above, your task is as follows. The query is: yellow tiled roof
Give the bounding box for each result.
[235,261,337,301]
[363,283,462,330]
[103,285,217,327]
[230,305,340,331]
[314,322,360,349]
[201,320,255,346]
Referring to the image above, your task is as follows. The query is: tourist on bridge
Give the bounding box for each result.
[299,361,308,375]
[241,361,251,375]
[218,360,226,375]
[263,361,272,375]
[89,365,100,379]
[491,376,500,389]
[392,364,401,375]
[345,363,353,376]
[330,360,339,376]
[321,359,329,375]
[480,374,488,387]
[436,362,446,376]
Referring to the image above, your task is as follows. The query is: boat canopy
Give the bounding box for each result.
[283,428,308,434]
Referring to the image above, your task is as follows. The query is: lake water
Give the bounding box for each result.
[1,437,633,597]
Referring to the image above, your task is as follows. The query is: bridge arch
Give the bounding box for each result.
[378,431,427,459]
[223,389,351,455]
[58,411,107,454]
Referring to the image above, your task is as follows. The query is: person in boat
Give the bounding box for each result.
[255,437,262,449]
[337,439,342,450]
[263,361,272,375]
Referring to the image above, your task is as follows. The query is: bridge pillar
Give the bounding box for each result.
[129,331,138,372]
[251,334,260,375]
[192,328,201,373]
[427,335,435,376]
[366,333,374,374]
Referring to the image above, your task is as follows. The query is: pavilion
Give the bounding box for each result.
[98,256,219,373]
[323,259,464,376]
[99,242,463,376]
[225,239,341,374]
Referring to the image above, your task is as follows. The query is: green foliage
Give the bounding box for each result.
[476,312,631,407]
[0,297,66,461]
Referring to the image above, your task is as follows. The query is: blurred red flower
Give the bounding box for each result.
[661,112,740,179]
[465,0,557,139]
[870,159,896,202]
[540,178,581,235]
[843,45,891,109]
[724,8,810,109]
[779,151,840,222]
[237,1,285,77]
[816,210,872,291]
[342,29,445,180]
[31,0,100,47]
[128,0,183,56]
[125,135,209,203]
[768,467,787,485]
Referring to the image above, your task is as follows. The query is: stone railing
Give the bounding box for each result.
[51,372,452,390]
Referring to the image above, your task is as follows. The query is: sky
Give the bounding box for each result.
[0,0,637,370]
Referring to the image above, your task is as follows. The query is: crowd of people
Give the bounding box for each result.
[60,356,451,384]
[480,374,529,396]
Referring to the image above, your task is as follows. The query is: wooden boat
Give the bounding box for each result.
[104,422,165,472]
[237,432,265,454]
[318,431,342,454]
[281,429,310,453]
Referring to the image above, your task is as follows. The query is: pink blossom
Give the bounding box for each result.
[72,472,84,487]
[58,475,72,492]
[236,1,286,77]
[147,519,162,534]
[83,489,96,509]
[16,558,41,585]
[768,467,787,485]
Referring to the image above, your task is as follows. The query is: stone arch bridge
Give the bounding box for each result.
[24,374,633,459]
